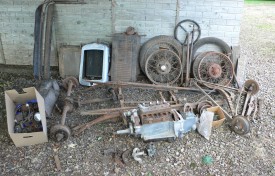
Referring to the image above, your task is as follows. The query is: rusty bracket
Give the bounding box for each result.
[73,112,121,136]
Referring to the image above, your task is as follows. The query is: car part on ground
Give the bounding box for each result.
[50,98,73,142]
[195,78,260,135]
[38,80,60,117]
[116,103,197,141]
[73,112,121,136]
[62,76,79,97]
[145,49,183,85]
[193,81,232,119]
[146,143,157,157]
[50,77,79,142]
[174,19,201,45]
[231,115,250,135]
[132,148,146,164]
[139,35,183,74]
[192,37,232,61]
[235,79,259,117]
[79,43,110,86]
[111,29,141,82]
[193,52,234,86]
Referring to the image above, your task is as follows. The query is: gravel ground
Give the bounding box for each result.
[0,4,275,176]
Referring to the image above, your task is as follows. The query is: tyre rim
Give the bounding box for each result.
[197,52,233,86]
[145,49,182,85]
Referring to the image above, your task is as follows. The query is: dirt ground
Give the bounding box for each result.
[0,4,275,176]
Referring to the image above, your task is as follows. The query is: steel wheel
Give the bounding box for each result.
[145,49,182,85]
[197,52,234,86]
[243,79,259,95]
[50,124,71,142]
[231,116,250,135]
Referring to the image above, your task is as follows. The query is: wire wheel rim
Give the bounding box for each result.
[197,52,233,86]
[145,49,182,85]
[192,52,211,80]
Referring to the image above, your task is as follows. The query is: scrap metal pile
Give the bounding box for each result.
[34,19,260,143]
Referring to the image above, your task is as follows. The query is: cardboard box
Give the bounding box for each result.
[5,87,48,147]
[207,106,226,128]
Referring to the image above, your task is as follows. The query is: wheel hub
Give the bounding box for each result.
[157,61,171,74]
[208,63,222,78]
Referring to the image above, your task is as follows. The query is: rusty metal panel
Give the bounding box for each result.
[111,34,141,82]
[58,45,81,78]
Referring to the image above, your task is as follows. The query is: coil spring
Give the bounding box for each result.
[237,93,246,115]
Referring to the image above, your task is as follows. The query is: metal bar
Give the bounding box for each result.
[124,100,176,104]
[82,80,212,92]
[81,104,185,116]
[81,106,136,116]
[73,112,121,136]
[196,79,240,92]
[54,155,62,172]
[184,33,190,86]
[186,28,195,86]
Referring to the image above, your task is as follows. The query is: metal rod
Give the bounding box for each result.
[73,112,121,135]
[82,80,213,92]
[185,32,191,86]
[81,104,185,116]
[195,79,240,92]
[81,106,136,116]
[186,26,195,86]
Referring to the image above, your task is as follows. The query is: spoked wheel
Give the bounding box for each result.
[50,124,71,142]
[139,35,183,74]
[196,52,234,86]
[145,49,182,85]
[192,52,210,80]
[231,116,250,135]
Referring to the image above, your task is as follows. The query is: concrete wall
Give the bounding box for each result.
[0,0,244,65]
